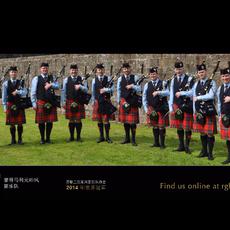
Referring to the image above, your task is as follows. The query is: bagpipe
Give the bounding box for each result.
[0,68,9,85]
[43,65,66,110]
[221,61,230,128]
[69,65,96,112]
[123,64,146,113]
[76,65,95,105]
[173,63,195,119]
[0,68,9,98]
[53,65,66,108]
[167,61,196,120]
[98,65,118,115]
[43,74,59,113]
[149,68,169,121]
[174,75,196,120]
[17,63,33,109]
[4,64,32,113]
[179,74,195,114]
[68,66,93,112]
[195,60,220,125]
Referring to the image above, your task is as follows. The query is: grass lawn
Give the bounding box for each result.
[0,107,229,166]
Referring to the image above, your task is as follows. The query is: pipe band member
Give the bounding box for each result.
[117,63,141,146]
[217,67,230,164]
[2,66,27,145]
[92,63,115,143]
[143,67,170,149]
[181,63,217,160]
[169,60,194,154]
[62,64,88,142]
[31,62,60,144]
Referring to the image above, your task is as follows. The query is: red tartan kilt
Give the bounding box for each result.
[118,98,139,124]
[92,100,115,122]
[6,102,26,125]
[146,106,169,128]
[219,115,230,140]
[170,104,193,130]
[65,99,85,120]
[35,100,58,123]
[193,114,217,135]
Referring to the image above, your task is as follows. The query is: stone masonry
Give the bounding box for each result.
[1,54,229,123]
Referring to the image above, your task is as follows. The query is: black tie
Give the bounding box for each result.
[153,81,156,88]
[13,80,16,86]
[201,81,204,87]
[178,77,182,85]
[225,85,228,92]
[100,77,103,82]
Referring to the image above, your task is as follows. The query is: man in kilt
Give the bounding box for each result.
[217,67,230,164]
[2,66,27,145]
[117,63,141,146]
[142,67,170,149]
[31,63,60,144]
[181,63,217,160]
[92,63,115,143]
[61,64,88,142]
[169,61,194,153]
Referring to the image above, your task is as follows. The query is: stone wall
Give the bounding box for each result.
[1,54,229,123]
[1,53,229,83]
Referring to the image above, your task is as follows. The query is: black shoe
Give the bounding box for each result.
[9,140,16,145]
[132,142,138,146]
[76,138,83,142]
[185,147,192,154]
[208,154,214,161]
[106,138,113,143]
[46,139,52,144]
[173,147,185,152]
[222,159,230,164]
[160,145,166,149]
[40,139,45,144]
[121,139,130,144]
[150,144,160,147]
[18,139,24,145]
[198,150,208,158]
[67,138,74,143]
[97,137,105,143]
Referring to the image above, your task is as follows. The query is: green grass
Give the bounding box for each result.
[0,107,229,166]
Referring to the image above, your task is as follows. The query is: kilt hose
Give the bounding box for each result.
[35,100,58,124]
[146,106,169,128]
[6,102,26,125]
[220,115,230,140]
[65,99,85,121]
[92,99,115,123]
[118,98,139,124]
[170,104,193,131]
[193,114,217,135]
